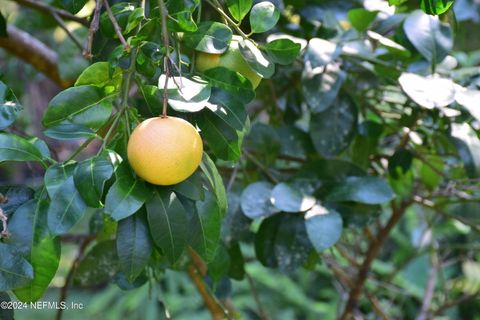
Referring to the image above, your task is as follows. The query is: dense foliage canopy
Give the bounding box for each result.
[1,0,480,319]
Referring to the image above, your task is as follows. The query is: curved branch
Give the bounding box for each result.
[9,0,89,26]
[0,25,72,88]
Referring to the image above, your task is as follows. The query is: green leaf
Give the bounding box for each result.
[450,123,480,178]
[42,85,114,130]
[158,75,211,112]
[399,73,455,109]
[310,97,357,157]
[146,190,187,264]
[60,0,87,14]
[139,84,163,116]
[244,123,281,165]
[347,9,378,32]
[74,240,118,286]
[249,1,280,34]
[297,159,365,183]
[30,137,51,160]
[271,183,316,213]
[75,62,122,94]
[200,152,227,216]
[184,21,232,54]
[100,3,135,38]
[238,39,275,78]
[104,164,149,221]
[74,153,114,208]
[208,244,230,283]
[240,182,279,219]
[124,7,144,34]
[0,133,45,164]
[304,38,341,68]
[264,38,301,65]
[116,211,153,282]
[305,205,343,252]
[47,177,87,235]
[167,0,199,32]
[454,88,480,123]
[0,186,34,215]
[172,172,205,201]
[0,243,33,290]
[13,237,60,302]
[421,0,454,15]
[226,0,253,22]
[255,214,282,268]
[302,65,346,113]
[327,176,395,204]
[188,193,222,263]
[0,81,23,130]
[44,123,98,140]
[403,10,453,65]
[203,67,255,104]
[44,162,77,198]
[57,28,89,80]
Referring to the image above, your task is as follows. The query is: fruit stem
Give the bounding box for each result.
[159,0,170,118]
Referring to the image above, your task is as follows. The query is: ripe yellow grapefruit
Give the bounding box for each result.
[196,35,262,89]
[127,116,203,185]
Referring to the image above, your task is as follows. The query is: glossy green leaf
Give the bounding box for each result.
[249,1,280,34]
[264,38,301,65]
[203,67,255,104]
[104,164,149,221]
[42,85,114,130]
[302,64,346,113]
[0,81,23,130]
[0,243,33,290]
[44,162,77,198]
[451,123,480,178]
[271,183,316,213]
[167,0,199,32]
[158,75,211,112]
[74,154,114,208]
[327,176,395,204]
[421,0,454,15]
[200,153,227,216]
[255,214,282,268]
[47,177,87,235]
[146,190,187,264]
[239,39,275,78]
[0,186,34,215]
[75,62,122,93]
[100,3,135,38]
[116,211,153,282]
[399,73,455,109]
[305,205,343,252]
[310,97,357,157]
[44,124,98,140]
[124,7,144,34]
[240,182,279,219]
[172,172,205,201]
[226,0,253,22]
[0,133,45,164]
[348,9,378,32]
[403,10,453,65]
[183,21,232,54]
[60,0,87,14]
[455,88,480,123]
[189,193,222,263]
[13,237,60,302]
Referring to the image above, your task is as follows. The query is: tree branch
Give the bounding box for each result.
[84,0,103,59]
[102,0,130,50]
[339,199,413,320]
[9,0,89,26]
[0,25,72,88]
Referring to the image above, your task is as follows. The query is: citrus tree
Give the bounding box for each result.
[1,0,480,319]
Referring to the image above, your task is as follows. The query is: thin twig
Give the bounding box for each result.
[339,199,414,320]
[226,165,239,192]
[51,12,85,52]
[159,0,170,117]
[55,236,95,320]
[243,151,279,183]
[416,252,439,320]
[10,0,89,26]
[204,0,251,40]
[102,0,130,50]
[245,272,270,320]
[84,0,103,59]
